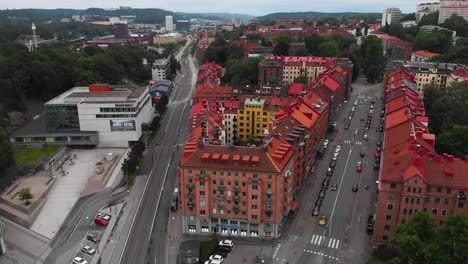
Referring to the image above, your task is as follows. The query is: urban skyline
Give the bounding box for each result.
[1,0,424,16]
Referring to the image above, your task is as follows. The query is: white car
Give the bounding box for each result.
[204,261,222,264]
[219,239,234,247]
[336,145,342,152]
[81,245,96,255]
[209,254,224,262]
[72,257,88,264]
[323,139,329,148]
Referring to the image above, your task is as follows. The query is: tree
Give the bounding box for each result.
[223,59,252,86]
[394,212,434,264]
[434,125,468,158]
[268,78,280,85]
[431,45,468,65]
[401,13,416,21]
[273,34,292,56]
[304,34,322,55]
[156,94,169,114]
[442,14,468,37]
[360,35,385,83]
[294,75,309,85]
[413,30,452,54]
[18,188,33,205]
[418,11,439,26]
[0,135,13,170]
[293,47,308,56]
[317,40,340,57]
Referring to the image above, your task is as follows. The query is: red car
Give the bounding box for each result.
[309,166,315,173]
[376,147,382,153]
[356,161,363,173]
[375,152,380,159]
[95,212,111,226]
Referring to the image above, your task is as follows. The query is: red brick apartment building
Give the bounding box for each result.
[372,68,468,246]
[178,58,352,239]
[193,63,233,104]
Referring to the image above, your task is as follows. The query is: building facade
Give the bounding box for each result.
[411,50,438,63]
[382,8,402,27]
[416,2,440,22]
[152,59,169,81]
[165,15,174,32]
[237,98,275,142]
[372,68,468,246]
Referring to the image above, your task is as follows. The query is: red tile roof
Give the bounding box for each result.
[412,50,438,58]
[288,83,306,95]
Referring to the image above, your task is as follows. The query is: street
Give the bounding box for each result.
[270,80,383,264]
[113,40,196,264]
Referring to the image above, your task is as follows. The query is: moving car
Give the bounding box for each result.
[352,184,358,192]
[363,134,368,141]
[81,245,96,255]
[335,145,342,153]
[72,257,88,264]
[330,184,338,191]
[219,240,234,248]
[356,162,362,173]
[360,151,365,157]
[318,215,327,226]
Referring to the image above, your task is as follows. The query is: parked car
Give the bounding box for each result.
[330,160,336,168]
[322,178,330,188]
[312,206,320,216]
[72,257,88,264]
[219,240,234,248]
[209,255,224,262]
[374,163,379,171]
[375,152,380,159]
[377,141,382,147]
[309,166,315,173]
[318,215,327,226]
[363,134,368,141]
[360,151,365,157]
[319,190,326,198]
[81,245,96,255]
[335,144,342,152]
[323,139,329,148]
[352,184,358,192]
[330,184,338,191]
[86,233,98,243]
[204,260,221,264]
[315,198,323,207]
[376,147,382,153]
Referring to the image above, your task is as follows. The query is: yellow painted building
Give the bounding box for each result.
[237,98,274,142]
[414,69,448,96]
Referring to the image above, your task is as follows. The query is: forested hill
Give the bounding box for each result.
[257,11,381,21]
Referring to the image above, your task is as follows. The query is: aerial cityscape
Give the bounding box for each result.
[0,1,467,264]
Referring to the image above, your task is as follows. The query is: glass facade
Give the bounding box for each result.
[45,105,80,131]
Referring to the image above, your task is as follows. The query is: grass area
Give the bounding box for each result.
[14,145,62,165]
[199,238,218,261]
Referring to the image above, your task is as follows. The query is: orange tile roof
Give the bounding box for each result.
[412,50,438,58]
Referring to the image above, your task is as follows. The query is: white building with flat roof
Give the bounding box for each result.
[382,8,402,26]
[165,15,174,32]
[43,84,153,147]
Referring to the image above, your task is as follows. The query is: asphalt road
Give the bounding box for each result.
[269,79,384,264]
[44,189,128,264]
[117,41,196,264]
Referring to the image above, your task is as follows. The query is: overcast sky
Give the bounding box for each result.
[0,0,424,16]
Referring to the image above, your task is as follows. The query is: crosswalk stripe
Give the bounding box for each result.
[334,240,340,249]
[317,236,322,245]
[314,235,320,244]
[311,234,317,244]
[331,239,336,248]
[328,239,333,247]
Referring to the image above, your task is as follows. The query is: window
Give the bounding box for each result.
[423,208,428,212]
[432,208,438,215]
[409,209,413,215]
[383,236,389,241]
[213,208,217,214]
[388,193,395,200]
[212,190,216,195]
[200,201,206,207]
[242,182,246,186]
[390,183,396,189]
[252,215,257,220]
[200,181,205,187]
[252,185,258,190]
[404,209,407,214]
[200,191,205,196]
[418,188,422,193]
[407,187,411,192]
[387,204,394,210]
[251,195,258,200]
[251,205,257,210]
[459,202,465,209]
[405,198,409,203]
[425,197,430,203]
[444,199,449,205]
[212,180,217,185]
[200,210,206,215]
[416,198,420,204]
[411,198,415,204]
[427,187,432,193]
[436,187,442,193]
[386,215,392,221]
[442,210,447,216]
[447,188,451,194]
[435,198,440,204]
[384,225,391,230]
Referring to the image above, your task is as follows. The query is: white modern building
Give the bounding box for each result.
[416,2,440,22]
[165,15,174,32]
[381,8,402,26]
[152,59,170,81]
[11,84,153,148]
[439,0,468,23]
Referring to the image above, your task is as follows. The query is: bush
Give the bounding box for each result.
[199,239,218,261]
[374,245,398,261]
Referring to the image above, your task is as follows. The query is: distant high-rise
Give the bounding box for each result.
[31,23,38,48]
[165,15,174,32]
[381,8,402,27]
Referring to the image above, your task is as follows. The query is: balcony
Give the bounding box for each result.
[233,205,239,211]
[266,188,273,194]
[199,173,207,180]
[186,183,194,190]
[265,208,272,214]
[233,186,240,192]
[252,177,258,183]
[218,185,226,191]
[187,192,195,199]
[266,198,272,204]
[218,195,226,201]
[187,201,195,207]
[233,195,239,201]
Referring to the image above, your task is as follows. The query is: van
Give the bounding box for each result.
[171,188,179,211]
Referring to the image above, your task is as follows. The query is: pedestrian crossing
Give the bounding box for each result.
[344,140,362,145]
[310,234,340,249]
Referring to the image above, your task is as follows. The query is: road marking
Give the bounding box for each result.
[310,234,341,249]
[304,249,340,261]
[328,239,333,248]
[334,240,340,249]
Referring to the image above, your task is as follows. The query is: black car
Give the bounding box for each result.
[87,233,98,243]
[352,184,358,192]
[319,190,326,198]
[315,198,323,207]
[375,157,381,164]
[312,206,320,216]
[360,151,365,157]
[322,178,330,188]
[330,183,338,191]
[367,223,374,234]
[214,250,228,258]
[218,246,232,253]
[374,163,379,170]
[330,160,336,168]
[377,141,382,147]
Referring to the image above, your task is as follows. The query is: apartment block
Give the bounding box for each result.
[372,68,468,246]
[439,0,468,23]
[381,8,402,27]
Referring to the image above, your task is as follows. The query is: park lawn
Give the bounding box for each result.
[14,145,62,165]
[199,238,218,261]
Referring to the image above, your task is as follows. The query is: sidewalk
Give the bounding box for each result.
[166,209,183,263]
[1,217,51,264]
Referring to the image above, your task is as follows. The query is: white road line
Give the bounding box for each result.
[310,234,316,244]
[335,240,340,249]
[317,236,322,245]
[328,239,333,248]
[314,235,320,244]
